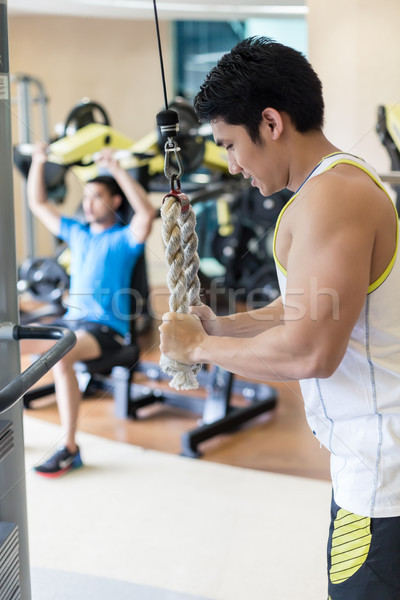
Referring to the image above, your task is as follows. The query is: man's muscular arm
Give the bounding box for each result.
[189,296,284,338]
[160,174,381,382]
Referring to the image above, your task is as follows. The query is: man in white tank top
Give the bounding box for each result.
[159,37,400,599]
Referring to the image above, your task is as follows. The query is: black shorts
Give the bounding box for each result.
[51,319,125,355]
[327,495,400,599]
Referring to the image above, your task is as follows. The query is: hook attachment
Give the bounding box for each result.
[164,138,183,185]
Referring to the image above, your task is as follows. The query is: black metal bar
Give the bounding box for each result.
[202,366,233,423]
[23,384,56,407]
[138,361,276,402]
[181,394,278,458]
[0,325,76,412]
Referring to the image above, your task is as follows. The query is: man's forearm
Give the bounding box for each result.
[27,160,47,212]
[112,165,154,216]
[195,323,311,383]
[26,153,61,236]
[218,297,284,337]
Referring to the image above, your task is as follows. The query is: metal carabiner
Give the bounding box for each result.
[164,138,184,186]
[162,182,190,213]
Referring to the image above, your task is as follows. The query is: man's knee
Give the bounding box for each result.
[52,352,75,375]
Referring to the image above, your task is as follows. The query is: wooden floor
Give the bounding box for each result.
[22,292,331,482]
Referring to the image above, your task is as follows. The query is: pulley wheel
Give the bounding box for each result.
[63,100,110,136]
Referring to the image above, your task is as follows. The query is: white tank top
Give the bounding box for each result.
[273,153,400,517]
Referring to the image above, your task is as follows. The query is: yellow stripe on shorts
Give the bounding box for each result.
[329,508,371,584]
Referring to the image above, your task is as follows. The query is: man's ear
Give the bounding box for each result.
[261,108,283,140]
[112,194,123,211]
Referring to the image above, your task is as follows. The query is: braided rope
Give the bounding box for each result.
[159,194,202,390]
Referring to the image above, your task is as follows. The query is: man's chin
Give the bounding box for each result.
[251,179,266,195]
[252,180,281,198]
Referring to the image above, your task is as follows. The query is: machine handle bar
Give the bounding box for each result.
[0,325,76,411]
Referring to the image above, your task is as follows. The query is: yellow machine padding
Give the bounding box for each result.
[47,123,134,165]
[385,103,400,151]
[203,140,229,173]
[44,122,230,183]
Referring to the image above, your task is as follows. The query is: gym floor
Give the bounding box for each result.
[21,287,330,482]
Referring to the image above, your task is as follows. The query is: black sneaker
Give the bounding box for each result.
[34,446,83,478]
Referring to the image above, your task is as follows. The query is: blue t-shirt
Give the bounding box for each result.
[59,217,144,336]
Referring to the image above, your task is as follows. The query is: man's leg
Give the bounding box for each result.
[29,330,101,477]
[51,330,101,452]
[327,497,400,599]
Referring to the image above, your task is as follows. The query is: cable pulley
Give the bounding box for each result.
[156,108,179,138]
[156,108,184,189]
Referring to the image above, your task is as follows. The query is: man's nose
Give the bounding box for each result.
[228,157,241,175]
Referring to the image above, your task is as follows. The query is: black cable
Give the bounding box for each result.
[153,0,169,111]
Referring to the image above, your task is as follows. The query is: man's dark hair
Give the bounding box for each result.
[86,175,125,199]
[194,36,324,143]
[86,175,128,219]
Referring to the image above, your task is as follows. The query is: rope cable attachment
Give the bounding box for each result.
[159,187,202,390]
[152,1,202,390]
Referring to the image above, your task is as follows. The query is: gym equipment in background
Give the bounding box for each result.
[16,95,284,457]
[18,255,70,324]
[14,95,289,311]
[21,247,278,458]
[13,99,135,200]
[376,103,400,211]
[195,185,291,309]
[11,73,50,257]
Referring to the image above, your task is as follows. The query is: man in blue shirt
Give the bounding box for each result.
[24,145,155,476]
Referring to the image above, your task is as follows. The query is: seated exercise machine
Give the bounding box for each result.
[17,96,287,457]
[20,245,278,458]
[21,252,277,458]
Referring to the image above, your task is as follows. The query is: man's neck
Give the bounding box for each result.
[285,130,340,192]
[89,218,117,234]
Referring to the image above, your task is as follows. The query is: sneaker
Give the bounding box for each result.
[34,446,83,478]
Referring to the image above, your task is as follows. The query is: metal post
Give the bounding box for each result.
[0,2,32,597]
[11,73,50,259]
[16,76,36,257]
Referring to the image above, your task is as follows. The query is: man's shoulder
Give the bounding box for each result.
[105,223,131,239]
[106,223,145,251]
[60,216,89,242]
[62,216,87,230]
[298,164,384,211]
[289,165,392,250]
